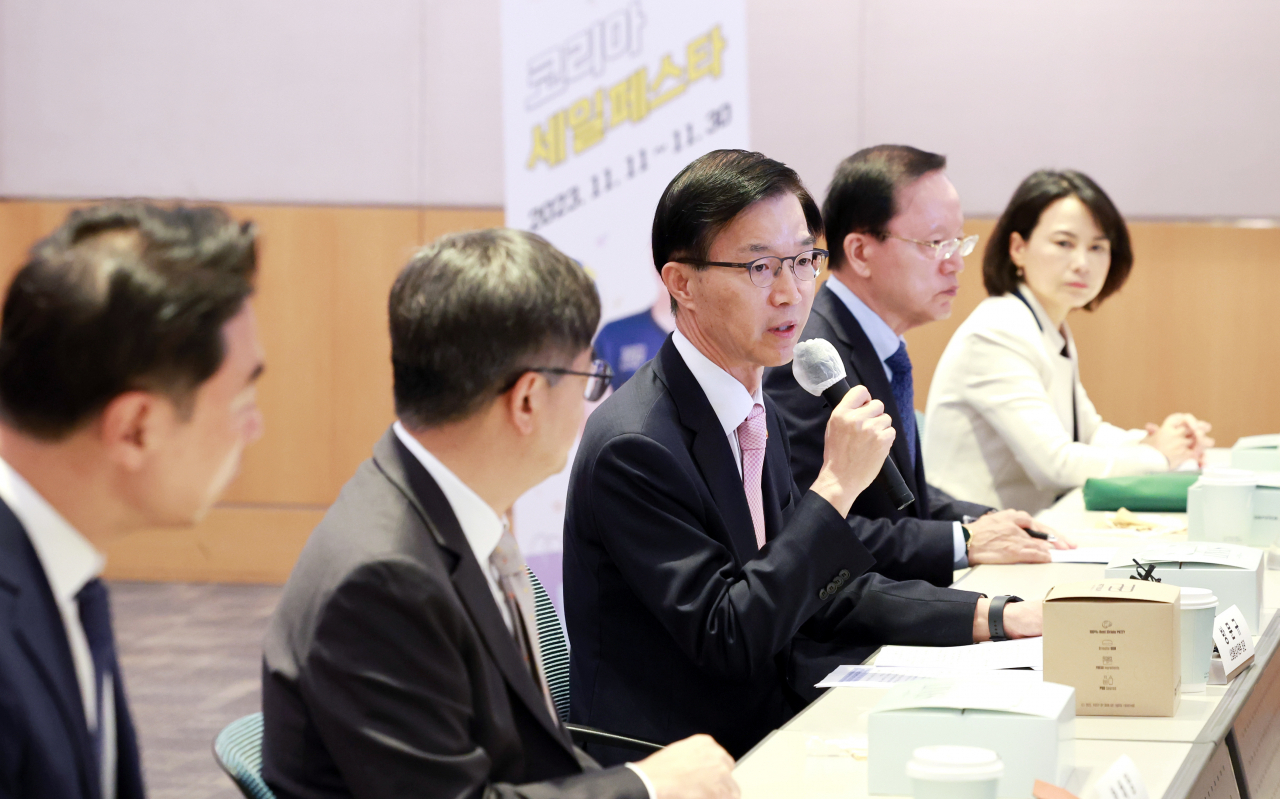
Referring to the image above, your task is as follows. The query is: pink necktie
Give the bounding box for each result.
[737,403,768,548]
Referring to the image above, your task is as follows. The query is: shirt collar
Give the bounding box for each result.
[0,457,103,604]
[825,277,904,363]
[1014,283,1069,352]
[393,421,505,567]
[671,330,762,436]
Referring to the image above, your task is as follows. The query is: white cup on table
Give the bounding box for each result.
[1179,587,1218,692]
[906,745,1003,799]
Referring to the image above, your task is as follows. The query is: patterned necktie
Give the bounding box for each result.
[76,578,114,788]
[737,403,768,549]
[885,341,917,469]
[489,529,557,720]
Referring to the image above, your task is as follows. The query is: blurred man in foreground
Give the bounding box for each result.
[0,203,265,799]
[262,229,738,799]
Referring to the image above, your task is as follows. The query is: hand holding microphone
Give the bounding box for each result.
[793,338,912,516]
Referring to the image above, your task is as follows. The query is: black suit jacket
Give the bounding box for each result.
[0,499,145,799]
[765,284,993,586]
[563,338,981,762]
[262,430,645,799]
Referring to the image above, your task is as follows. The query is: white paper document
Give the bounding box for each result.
[816,664,1045,689]
[815,665,934,688]
[1109,541,1262,570]
[1051,547,1117,563]
[870,677,1072,717]
[874,637,1043,671]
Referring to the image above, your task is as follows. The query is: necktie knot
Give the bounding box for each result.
[489,528,525,580]
[76,578,114,658]
[736,403,767,451]
[886,341,913,379]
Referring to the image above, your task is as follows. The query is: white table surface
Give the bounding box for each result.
[734,730,1191,799]
[734,478,1275,797]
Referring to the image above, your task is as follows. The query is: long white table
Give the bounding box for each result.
[733,487,1278,799]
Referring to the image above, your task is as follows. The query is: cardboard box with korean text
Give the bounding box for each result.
[1043,579,1181,716]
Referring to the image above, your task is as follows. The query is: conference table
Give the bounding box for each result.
[732,485,1280,799]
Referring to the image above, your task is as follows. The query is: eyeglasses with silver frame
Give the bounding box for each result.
[677,248,828,288]
[502,358,614,402]
[887,234,979,261]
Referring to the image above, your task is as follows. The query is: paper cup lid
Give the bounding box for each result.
[1200,468,1257,486]
[1180,587,1219,610]
[906,745,1004,782]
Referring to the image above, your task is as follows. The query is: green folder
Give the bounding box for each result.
[1081,473,1200,512]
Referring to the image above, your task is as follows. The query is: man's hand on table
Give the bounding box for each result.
[966,510,1076,565]
[637,734,740,799]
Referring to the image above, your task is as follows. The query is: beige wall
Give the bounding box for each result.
[1,201,1275,583]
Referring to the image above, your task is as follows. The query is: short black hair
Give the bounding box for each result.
[651,148,822,275]
[0,202,258,440]
[983,169,1134,310]
[390,228,600,428]
[823,144,947,270]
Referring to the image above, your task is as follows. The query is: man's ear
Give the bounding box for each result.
[843,232,877,279]
[502,371,543,437]
[98,391,165,471]
[660,262,695,314]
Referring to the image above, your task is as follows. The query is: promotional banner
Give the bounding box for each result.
[501,0,749,612]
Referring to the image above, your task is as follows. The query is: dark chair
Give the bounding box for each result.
[526,567,662,754]
[213,713,277,799]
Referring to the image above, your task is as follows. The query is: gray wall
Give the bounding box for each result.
[3,0,1278,217]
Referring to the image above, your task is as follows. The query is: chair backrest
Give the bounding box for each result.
[526,567,571,723]
[213,712,277,799]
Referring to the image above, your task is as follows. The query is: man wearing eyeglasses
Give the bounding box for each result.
[562,149,1037,766]
[262,230,739,799]
[765,145,1072,595]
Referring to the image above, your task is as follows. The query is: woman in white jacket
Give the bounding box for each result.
[922,170,1211,513]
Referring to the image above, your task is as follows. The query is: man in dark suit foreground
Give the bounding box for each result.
[563,150,1044,765]
[0,203,266,799]
[765,145,1072,587]
[262,230,737,799]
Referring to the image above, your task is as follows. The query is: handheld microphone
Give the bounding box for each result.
[791,338,915,510]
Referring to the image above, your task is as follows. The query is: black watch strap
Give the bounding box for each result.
[989,595,1024,642]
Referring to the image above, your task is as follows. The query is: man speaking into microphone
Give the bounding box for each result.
[562,150,1041,765]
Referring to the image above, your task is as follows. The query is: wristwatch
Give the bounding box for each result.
[988,595,1024,642]
[961,525,972,559]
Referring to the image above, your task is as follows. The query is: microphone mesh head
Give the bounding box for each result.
[792,338,846,396]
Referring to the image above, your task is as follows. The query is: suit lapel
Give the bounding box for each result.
[654,339,760,562]
[0,503,98,799]
[812,287,924,510]
[371,431,575,755]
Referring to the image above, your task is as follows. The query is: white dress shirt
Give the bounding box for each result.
[393,422,513,633]
[0,457,115,799]
[825,279,968,564]
[393,423,656,797]
[672,331,764,477]
[923,287,1167,514]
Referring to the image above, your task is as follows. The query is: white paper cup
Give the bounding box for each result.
[1199,469,1255,544]
[1180,587,1219,692]
[906,745,1003,799]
